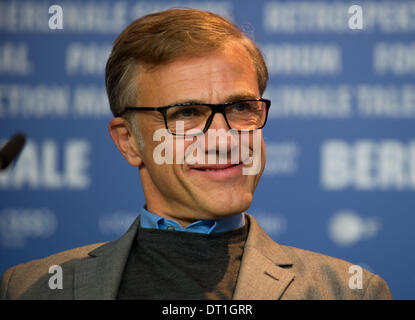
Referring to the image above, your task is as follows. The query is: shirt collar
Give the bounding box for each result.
[139,205,245,234]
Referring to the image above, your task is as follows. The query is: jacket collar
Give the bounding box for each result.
[232,214,295,299]
[73,213,294,299]
[73,216,141,299]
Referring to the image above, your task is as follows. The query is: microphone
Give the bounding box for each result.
[0,133,26,170]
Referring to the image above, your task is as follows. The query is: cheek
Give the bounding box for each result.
[141,134,187,182]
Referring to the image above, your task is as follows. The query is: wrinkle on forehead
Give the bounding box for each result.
[136,43,258,107]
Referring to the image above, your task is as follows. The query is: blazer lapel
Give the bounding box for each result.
[73,216,141,299]
[233,214,295,300]
[72,213,293,299]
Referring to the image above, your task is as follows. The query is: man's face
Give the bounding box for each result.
[131,43,266,225]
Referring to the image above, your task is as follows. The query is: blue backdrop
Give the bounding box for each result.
[0,0,414,299]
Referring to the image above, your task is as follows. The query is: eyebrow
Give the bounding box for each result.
[168,92,260,106]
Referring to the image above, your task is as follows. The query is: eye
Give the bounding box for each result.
[179,107,195,117]
[171,107,198,118]
[232,102,250,112]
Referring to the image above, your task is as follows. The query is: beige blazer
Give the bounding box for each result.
[0,214,393,300]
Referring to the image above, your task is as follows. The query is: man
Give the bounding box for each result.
[1,8,392,300]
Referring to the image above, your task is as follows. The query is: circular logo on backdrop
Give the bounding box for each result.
[254,212,288,238]
[98,211,137,236]
[0,208,57,248]
[328,210,382,247]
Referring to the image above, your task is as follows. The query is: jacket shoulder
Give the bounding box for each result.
[276,244,393,299]
[1,242,106,300]
[280,244,357,271]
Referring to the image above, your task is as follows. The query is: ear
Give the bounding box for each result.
[109,117,143,167]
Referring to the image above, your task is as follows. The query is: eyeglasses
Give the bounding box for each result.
[116,98,271,136]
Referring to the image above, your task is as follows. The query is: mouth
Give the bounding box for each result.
[188,162,244,179]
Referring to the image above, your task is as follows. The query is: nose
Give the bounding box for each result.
[207,111,229,132]
[204,112,236,162]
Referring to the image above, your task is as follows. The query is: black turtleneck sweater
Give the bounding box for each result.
[116,221,248,300]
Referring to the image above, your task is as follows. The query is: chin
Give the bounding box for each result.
[197,192,252,219]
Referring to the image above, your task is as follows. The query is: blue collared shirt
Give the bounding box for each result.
[139,205,245,234]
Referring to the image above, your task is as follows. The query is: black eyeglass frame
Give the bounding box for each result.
[116,98,271,136]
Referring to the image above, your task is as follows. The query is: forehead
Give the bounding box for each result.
[136,43,259,106]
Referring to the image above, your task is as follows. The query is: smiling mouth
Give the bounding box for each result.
[188,161,244,179]
[192,162,242,171]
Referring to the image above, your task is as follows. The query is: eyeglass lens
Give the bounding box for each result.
[165,100,267,135]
